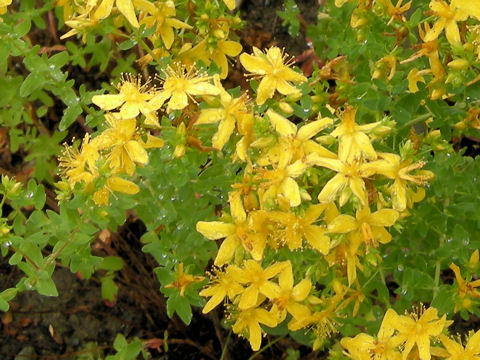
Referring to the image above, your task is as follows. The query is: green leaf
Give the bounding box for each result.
[14,19,32,37]
[118,39,137,50]
[167,294,192,325]
[59,104,82,131]
[19,73,42,97]
[0,288,18,311]
[33,184,46,209]
[9,252,23,265]
[113,333,128,350]
[0,298,9,312]
[100,256,124,271]
[36,276,58,297]
[101,275,118,302]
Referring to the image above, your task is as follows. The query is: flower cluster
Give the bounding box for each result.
[341,305,480,360]
[56,0,242,79]
[58,112,163,205]
[194,45,433,349]
[336,0,480,100]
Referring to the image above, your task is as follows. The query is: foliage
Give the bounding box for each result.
[1,0,480,358]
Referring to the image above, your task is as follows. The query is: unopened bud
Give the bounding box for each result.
[447,58,469,70]
[278,101,294,115]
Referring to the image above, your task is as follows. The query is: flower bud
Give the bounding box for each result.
[448,59,469,70]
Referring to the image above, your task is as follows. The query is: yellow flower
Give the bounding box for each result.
[376,152,434,211]
[231,306,278,351]
[372,55,397,81]
[327,206,399,247]
[199,266,244,314]
[149,64,221,113]
[0,0,12,16]
[95,116,148,176]
[439,330,480,360]
[255,155,312,208]
[341,309,403,360]
[173,122,187,158]
[93,176,140,205]
[450,263,480,312]
[311,155,385,206]
[92,74,160,127]
[187,37,243,79]
[114,0,139,28]
[407,68,431,93]
[257,109,335,165]
[165,263,205,296]
[378,0,412,25]
[268,204,331,254]
[330,106,380,163]
[424,0,469,45]
[270,261,312,322]
[196,75,252,150]
[58,134,99,188]
[287,302,338,337]
[196,192,265,265]
[228,260,288,309]
[393,306,449,360]
[239,46,307,105]
[136,0,192,50]
[222,0,235,10]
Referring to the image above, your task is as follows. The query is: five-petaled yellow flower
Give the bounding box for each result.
[150,64,220,113]
[92,74,160,127]
[240,46,307,105]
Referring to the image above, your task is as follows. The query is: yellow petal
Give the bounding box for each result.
[107,176,139,194]
[238,286,258,309]
[292,279,312,301]
[297,119,331,141]
[93,187,110,205]
[445,20,461,45]
[267,109,296,137]
[93,0,114,20]
[160,24,175,49]
[280,177,301,207]
[318,173,347,203]
[196,221,236,239]
[116,0,139,28]
[367,209,399,227]
[256,76,276,105]
[248,322,262,351]
[92,94,126,110]
[304,226,330,254]
[125,140,148,164]
[201,291,225,314]
[223,0,236,10]
[212,116,235,149]
[220,40,242,57]
[187,82,221,96]
[142,134,164,149]
[349,177,367,206]
[239,52,270,74]
[229,191,246,222]
[327,214,357,233]
[215,235,240,266]
[168,91,189,111]
[275,79,301,96]
[196,109,224,125]
[212,51,229,79]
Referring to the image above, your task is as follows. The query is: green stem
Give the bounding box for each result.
[396,113,432,132]
[219,329,232,360]
[248,335,286,360]
[0,194,6,216]
[433,235,445,298]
